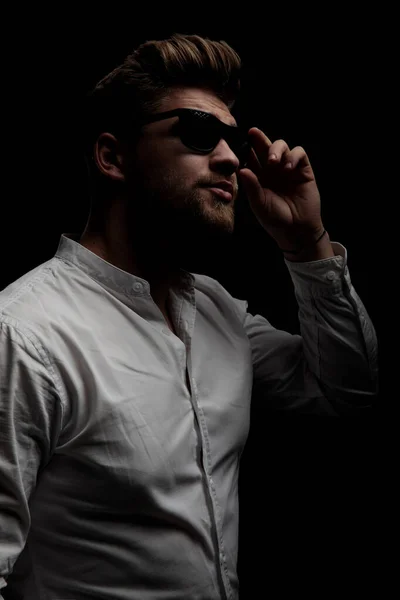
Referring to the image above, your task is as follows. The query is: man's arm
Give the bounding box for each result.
[0,320,63,593]
[236,128,377,413]
[240,242,377,415]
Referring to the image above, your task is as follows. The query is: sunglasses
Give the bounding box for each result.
[139,108,251,169]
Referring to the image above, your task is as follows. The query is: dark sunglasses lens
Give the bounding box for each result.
[179,113,250,166]
[180,123,219,152]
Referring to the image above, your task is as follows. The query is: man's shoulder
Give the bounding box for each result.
[0,256,68,337]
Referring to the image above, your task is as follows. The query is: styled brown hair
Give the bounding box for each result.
[83,33,242,159]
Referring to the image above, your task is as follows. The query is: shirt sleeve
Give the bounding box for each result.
[0,319,63,591]
[239,243,378,415]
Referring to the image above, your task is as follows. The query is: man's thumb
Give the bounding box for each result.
[238,168,261,197]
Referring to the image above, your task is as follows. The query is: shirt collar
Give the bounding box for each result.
[55,233,195,297]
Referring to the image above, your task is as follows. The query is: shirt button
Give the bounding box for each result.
[134,282,142,291]
[162,328,171,336]
[326,271,336,281]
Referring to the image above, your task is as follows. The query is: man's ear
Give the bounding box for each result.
[93,133,126,182]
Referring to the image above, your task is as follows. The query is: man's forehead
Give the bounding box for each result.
[159,87,237,127]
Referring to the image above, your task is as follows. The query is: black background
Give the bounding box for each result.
[1,15,376,598]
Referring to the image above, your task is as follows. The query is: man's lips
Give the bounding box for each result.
[207,187,233,202]
[204,181,234,202]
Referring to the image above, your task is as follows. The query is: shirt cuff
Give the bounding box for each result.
[284,242,350,298]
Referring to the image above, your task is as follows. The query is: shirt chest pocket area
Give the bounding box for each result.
[74,396,177,492]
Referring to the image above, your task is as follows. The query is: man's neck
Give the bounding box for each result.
[78,230,181,315]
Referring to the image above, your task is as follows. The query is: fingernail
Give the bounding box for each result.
[270,154,277,161]
[285,162,292,169]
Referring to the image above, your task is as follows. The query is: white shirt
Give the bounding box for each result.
[0,233,377,599]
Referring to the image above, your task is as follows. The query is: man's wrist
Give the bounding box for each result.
[282,231,336,262]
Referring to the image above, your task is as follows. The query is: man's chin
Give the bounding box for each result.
[131,192,234,273]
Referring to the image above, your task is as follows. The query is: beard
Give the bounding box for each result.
[125,167,237,277]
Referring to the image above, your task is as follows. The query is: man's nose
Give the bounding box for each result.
[209,138,240,172]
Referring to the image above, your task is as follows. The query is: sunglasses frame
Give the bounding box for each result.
[139,108,250,168]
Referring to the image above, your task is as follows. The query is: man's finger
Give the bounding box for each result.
[284,146,310,170]
[266,140,290,164]
[248,127,272,146]
[245,148,263,180]
[249,131,292,168]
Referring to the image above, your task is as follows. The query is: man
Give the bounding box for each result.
[0,33,377,599]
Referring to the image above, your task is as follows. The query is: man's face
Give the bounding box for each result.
[123,87,242,270]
